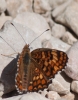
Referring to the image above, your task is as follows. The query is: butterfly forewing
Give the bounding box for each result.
[31,48,68,79]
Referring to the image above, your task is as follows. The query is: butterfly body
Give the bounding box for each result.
[15,44,68,94]
[15,44,31,93]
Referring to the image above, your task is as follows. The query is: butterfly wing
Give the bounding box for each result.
[15,54,29,94]
[15,53,51,93]
[15,48,68,93]
[31,48,68,79]
[27,59,52,92]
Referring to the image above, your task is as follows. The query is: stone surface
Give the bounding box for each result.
[41,90,47,97]
[55,0,78,37]
[42,36,70,52]
[17,0,33,14]
[0,21,41,94]
[48,72,70,95]
[42,11,54,30]
[0,13,12,29]
[49,0,68,9]
[6,0,33,17]
[0,81,4,97]
[51,23,66,38]
[61,31,77,45]
[3,93,49,100]
[61,93,75,100]
[49,19,77,46]
[58,98,67,100]
[46,91,61,100]
[52,0,72,18]
[6,0,21,17]
[54,0,73,24]
[71,81,78,93]
[34,0,51,14]
[65,41,78,80]
[14,12,51,42]
[63,1,78,36]
[55,11,65,24]
[0,0,6,13]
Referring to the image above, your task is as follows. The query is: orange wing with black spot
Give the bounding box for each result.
[31,48,68,79]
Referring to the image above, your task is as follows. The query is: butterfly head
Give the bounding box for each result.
[23,44,30,53]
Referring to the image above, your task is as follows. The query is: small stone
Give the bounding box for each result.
[52,0,72,18]
[65,41,78,80]
[61,31,77,45]
[61,93,75,100]
[48,78,70,95]
[34,0,52,14]
[47,91,61,100]
[51,23,66,38]
[71,81,78,93]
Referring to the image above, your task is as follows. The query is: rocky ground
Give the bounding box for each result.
[0,0,78,100]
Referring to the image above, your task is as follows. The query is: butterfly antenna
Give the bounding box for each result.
[0,36,17,53]
[29,29,50,46]
[11,23,26,44]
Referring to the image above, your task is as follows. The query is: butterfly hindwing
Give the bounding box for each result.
[15,54,28,94]
[31,48,68,79]
[27,60,52,92]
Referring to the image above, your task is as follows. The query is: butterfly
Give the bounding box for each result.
[0,22,68,94]
[15,44,68,94]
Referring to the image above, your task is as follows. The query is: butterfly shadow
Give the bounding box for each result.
[1,56,18,95]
